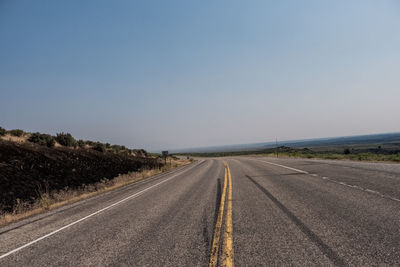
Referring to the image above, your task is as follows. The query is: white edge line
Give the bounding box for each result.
[0,162,199,260]
[254,158,400,203]
[256,160,309,174]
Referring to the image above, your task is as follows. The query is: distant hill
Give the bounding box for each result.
[173,132,400,153]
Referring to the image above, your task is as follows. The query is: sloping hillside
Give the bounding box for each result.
[0,140,162,212]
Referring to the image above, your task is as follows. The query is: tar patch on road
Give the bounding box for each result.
[246,175,347,267]
[202,178,222,260]
[214,178,222,228]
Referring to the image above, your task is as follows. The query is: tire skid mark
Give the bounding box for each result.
[246,175,347,267]
[208,167,228,267]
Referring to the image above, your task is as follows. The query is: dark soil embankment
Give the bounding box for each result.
[0,140,162,212]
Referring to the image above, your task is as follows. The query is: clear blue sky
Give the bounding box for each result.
[1,1,399,151]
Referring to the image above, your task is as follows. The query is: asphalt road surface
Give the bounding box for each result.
[1,157,400,266]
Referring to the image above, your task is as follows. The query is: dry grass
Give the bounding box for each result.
[0,158,190,227]
[1,133,63,147]
[1,134,29,143]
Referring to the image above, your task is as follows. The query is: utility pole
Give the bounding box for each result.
[276,138,278,158]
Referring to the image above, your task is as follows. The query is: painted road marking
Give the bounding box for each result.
[0,162,199,260]
[254,158,400,203]
[258,161,309,174]
[222,164,234,267]
[209,165,228,267]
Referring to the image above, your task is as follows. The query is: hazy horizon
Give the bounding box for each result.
[168,131,400,153]
[1,1,399,151]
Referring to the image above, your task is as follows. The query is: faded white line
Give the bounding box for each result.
[254,158,400,203]
[255,160,309,174]
[0,162,200,260]
[389,197,400,202]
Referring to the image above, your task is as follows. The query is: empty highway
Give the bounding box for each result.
[1,157,400,266]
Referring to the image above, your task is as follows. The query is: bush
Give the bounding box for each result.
[92,142,106,152]
[111,145,120,152]
[85,140,95,146]
[8,129,24,137]
[343,148,351,155]
[55,132,76,147]
[77,140,85,148]
[28,132,55,147]
[0,126,6,136]
[391,153,400,162]
[111,144,126,152]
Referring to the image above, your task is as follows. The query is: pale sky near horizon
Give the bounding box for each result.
[1,1,399,151]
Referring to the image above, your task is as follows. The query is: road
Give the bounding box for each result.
[1,157,400,266]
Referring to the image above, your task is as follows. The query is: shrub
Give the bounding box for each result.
[55,132,76,147]
[111,144,127,152]
[77,140,85,148]
[0,126,6,136]
[28,132,41,144]
[111,145,120,152]
[85,140,95,146]
[92,142,106,152]
[28,132,55,147]
[343,148,351,155]
[47,137,56,148]
[139,149,147,155]
[8,129,24,137]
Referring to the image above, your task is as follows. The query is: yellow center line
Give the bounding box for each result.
[209,165,228,267]
[222,164,234,267]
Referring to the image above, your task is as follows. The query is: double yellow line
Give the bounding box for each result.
[209,162,234,267]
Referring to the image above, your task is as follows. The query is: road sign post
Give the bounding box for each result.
[162,151,168,165]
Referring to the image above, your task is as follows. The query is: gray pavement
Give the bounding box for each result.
[1,157,400,266]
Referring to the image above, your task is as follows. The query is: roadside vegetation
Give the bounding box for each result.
[28,132,56,147]
[267,150,400,162]
[179,146,400,162]
[0,127,148,156]
[0,157,188,226]
[0,125,191,226]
